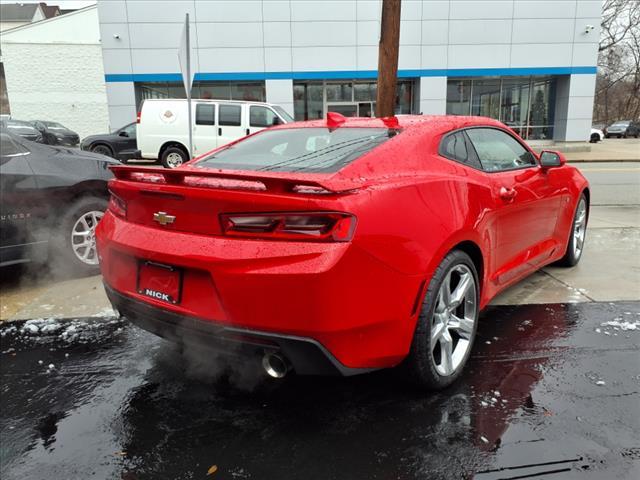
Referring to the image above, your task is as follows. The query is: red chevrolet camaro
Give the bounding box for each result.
[96,114,589,389]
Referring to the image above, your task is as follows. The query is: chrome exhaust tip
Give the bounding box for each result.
[262,353,290,378]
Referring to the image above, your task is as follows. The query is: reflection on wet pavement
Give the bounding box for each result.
[1,302,639,479]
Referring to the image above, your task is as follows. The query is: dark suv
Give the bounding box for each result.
[31,120,80,146]
[80,122,140,162]
[605,121,640,138]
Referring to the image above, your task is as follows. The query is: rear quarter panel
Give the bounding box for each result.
[345,156,497,351]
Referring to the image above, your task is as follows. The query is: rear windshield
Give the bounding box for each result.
[196,127,396,173]
[7,120,36,130]
[42,121,65,128]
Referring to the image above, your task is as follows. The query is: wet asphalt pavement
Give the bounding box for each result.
[1,302,639,480]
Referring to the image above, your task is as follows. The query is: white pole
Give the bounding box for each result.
[185,13,193,159]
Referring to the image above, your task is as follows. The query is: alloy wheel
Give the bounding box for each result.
[431,264,477,377]
[573,198,587,259]
[166,152,184,168]
[71,210,103,265]
[93,145,112,157]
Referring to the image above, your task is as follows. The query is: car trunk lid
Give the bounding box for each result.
[108,165,359,236]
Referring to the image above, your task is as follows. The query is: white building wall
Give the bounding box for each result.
[1,7,109,137]
[265,79,294,117]
[98,0,601,141]
[1,43,109,138]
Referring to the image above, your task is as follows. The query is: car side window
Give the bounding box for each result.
[250,106,278,128]
[219,104,241,126]
[466,128,536,172]
[439,131,482,169]
[196,104,216,126]
[123,123,136,136]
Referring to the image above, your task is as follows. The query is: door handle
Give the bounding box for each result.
[218,127,222,136]
[499,186,517,201]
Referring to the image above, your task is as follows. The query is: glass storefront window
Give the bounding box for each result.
[528,79,555,140]
[230,82,265,102]
[396,82,413,114]
[471,79,501,119]
[326,83,353,102]
[446,76,556,140]
[199,83,230,100]
[446,80,471,116]
[501,78,530,138]
[354,83,376,102]
[134,81,265,108]
[293,80,414,121]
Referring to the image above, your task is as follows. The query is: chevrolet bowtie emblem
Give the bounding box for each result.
[153,211,176,225]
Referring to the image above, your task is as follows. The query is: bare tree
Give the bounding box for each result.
[599,0,640,53]
[593,0,640,125]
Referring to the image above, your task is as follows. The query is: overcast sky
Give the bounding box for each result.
[0,0,96,8]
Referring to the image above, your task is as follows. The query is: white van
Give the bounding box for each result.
[137,99,293,168]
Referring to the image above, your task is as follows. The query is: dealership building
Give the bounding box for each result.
[97,0,601,142]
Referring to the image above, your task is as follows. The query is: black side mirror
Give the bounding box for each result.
[539,150,565,168]
[118,131,129,137]
[272,117,283,126]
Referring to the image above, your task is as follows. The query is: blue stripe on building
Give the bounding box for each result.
[104,66,598,83]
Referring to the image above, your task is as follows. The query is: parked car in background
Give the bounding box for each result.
[30,120,80,146]
[590,127,604,143]
[137,99,293,168]
[81,122,140,162]
[98,114,589,389]
[0,128,118,273]
[0,118,43,143]
[604,120,640,138]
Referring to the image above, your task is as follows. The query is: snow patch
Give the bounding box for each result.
[601,319,639,331]
[11,316,125,345]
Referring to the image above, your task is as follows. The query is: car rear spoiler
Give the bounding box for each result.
[109,165,358,194]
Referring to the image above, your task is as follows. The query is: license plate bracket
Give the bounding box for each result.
[136,260,183,305]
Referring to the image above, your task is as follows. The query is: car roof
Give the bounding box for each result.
[142,98,278,107]
[272,114,507,136]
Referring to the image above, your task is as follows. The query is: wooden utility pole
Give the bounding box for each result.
[376,0,401,118]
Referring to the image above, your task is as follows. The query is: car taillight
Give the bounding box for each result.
[220,212,356,242]
[108,191,127,219]
[136,111,141,123]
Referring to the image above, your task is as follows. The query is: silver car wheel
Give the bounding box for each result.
[431,264,477,377]
[166,152,184,168]
[71,210,103,265]
[573,198,587,259]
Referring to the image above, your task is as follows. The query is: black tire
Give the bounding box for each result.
[589,133,599,143]
[605,134,610,139]
[404,250,480,390]
[91,143,114,158]
[49,196,108,276]
[556,193,588,267]
[160,146,188,169]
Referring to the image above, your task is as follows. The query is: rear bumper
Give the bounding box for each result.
[58,136,79,146]
[104,283,373,376]
[97,211,422,370]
